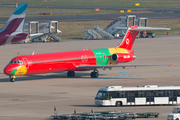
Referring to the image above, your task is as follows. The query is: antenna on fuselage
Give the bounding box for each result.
[32,51,34,55]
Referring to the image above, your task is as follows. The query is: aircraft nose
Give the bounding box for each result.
[4,65,16,76]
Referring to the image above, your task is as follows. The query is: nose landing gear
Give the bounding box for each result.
[10,76,15,82]
[90,69,99,78]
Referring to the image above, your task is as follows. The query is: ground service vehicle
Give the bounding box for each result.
[139,30,155,38]
[167,106,180,120]
[95,85,180,106]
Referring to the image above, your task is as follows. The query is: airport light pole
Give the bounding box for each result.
[16,0,18,8]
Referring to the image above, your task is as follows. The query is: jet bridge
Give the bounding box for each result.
[19,21,62,43]
[137,18,148,27]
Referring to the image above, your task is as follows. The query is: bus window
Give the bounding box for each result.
[110,91,119,98]
[150,91,154,96]
[178,90,180,97]
[131,91,135,97]
[164,90,168,97]
[119,91,126,98]
[105,92,110,100]
[155,91,159,97]
[95,91,107,100]
[159,90,164,97]
[137,91,145,97]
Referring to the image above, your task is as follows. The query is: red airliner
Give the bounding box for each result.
[4,26,170,82]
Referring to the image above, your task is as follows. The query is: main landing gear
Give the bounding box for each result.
[67,69,99,78]
[90,69,99,78]
[67,71,75,77]
[10,76,15,82]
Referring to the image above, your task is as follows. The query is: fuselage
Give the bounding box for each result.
[4,47,134,77]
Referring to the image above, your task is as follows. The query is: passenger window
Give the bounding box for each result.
[110,91,119,98]
[159,90,164,97]
[178,90,180,96]
[119,91,125,98]
[155,91,159,97]
[131,91,135,97]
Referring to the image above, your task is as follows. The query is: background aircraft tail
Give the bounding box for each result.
[116,26,171,50]
[0,3,28,33]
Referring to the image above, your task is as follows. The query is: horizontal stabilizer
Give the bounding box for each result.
[115,27,171,31]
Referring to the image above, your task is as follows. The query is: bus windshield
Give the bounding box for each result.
[172,108,180,113]
[95,91,107,100]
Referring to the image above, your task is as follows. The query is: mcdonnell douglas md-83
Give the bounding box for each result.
[0,3,28,46]
[4,26,170,82]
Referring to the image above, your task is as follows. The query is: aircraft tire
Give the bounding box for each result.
[67,71,75,77]
[10,78,15,82]
[90,72,98,78]
[94,72,98,78]
[90,72,94,78]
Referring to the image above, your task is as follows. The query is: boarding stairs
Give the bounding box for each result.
[104,17,125,35]
[49,34,62,42]
[94,25,114,39]
[83,28,102,39]
[104,15,136,37]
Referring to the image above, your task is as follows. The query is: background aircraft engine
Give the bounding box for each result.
[111,53,135,63]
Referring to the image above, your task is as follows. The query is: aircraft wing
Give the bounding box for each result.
[29,33,50,39]
[76,64,171,69]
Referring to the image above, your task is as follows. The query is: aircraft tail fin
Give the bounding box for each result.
[116,26,170,50]
[0,3,28,33]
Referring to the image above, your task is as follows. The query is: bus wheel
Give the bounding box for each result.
[116,101,122,107]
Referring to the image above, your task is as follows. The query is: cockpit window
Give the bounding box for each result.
[10,59,23,64]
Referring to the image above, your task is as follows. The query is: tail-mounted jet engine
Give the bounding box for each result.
[111,53,136,63]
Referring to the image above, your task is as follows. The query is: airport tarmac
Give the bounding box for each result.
[0,36,180,120]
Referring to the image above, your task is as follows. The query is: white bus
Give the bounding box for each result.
[95,85,180,106]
